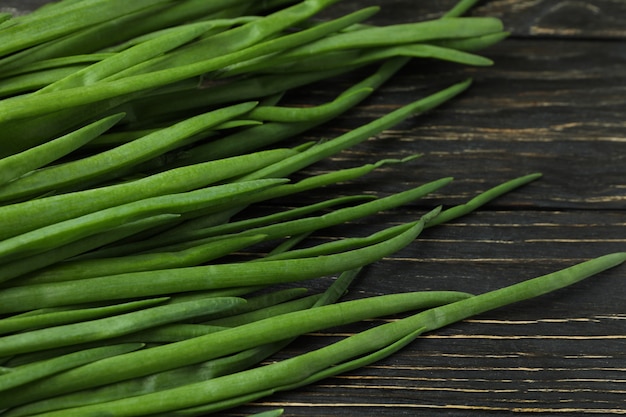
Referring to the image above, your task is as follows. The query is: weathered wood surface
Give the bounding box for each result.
[5,1,626,416]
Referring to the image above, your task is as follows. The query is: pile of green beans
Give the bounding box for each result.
[0,0,623,416]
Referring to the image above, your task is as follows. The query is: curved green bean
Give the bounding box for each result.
[38,21,214,93]
[0,289,471,408]
[163,195,375,244]
[75,157,420,258]
[0,147,295,240]
[149,178,448,253]
[239,78,471,181]
[0,297,244,357]
[0,113,123,187]
[0,2,372,124]
[0,217,425,313]
[167,57,409,166]
[0,298,168,335]
[31,253,625,417]
[0,179,284,263]
[17,234,267,285]
[426,173,543,227]
[0,102,258,201]
[258,212,439,262]
[0,214,180,284]
[0,343,142,392]
[266,17,504,60]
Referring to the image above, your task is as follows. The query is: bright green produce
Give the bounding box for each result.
[8,254,624,417]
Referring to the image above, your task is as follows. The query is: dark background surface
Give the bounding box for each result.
[6,1,626,416]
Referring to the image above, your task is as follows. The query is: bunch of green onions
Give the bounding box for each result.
[0,0,623,416]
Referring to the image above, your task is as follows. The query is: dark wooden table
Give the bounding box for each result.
[6,1,626,416]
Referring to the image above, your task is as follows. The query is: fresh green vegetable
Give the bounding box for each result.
[12,254,624,417]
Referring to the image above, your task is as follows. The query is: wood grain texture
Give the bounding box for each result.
[2,1,625,416]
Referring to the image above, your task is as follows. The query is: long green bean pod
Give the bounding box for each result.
[0,343,143,392]
[0,2,371,125]
[37,21,215,93]
[0,113,123,187]
[0,0,175,58]
[0,148,295,240]
[168,57,409,165]
[0,289,470,409]
[0,297,244,357]
[16,234,267,285]
[27,253,625,417]
[0,102,258,201]
[240,78,471,181]
[0,215,179,284]
[0,179,284,263]
[0,298,168,335]
[0,215,428,313]
[140,178,447,253]
[5,271,357,416]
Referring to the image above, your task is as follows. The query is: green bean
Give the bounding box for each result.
[167,330,420,416]
[5,341,287,417]
[103,16,258,55]
[167,57,409,166]
[38,21,215,93]
[0,53,113,78]
[0,343,142,392]
[426,173,543,227]
[122,67,352,124]
[204,295,322,328]
[262,17,504,60]
[0,286,470,409]
[258,214,438,262]
[36,253,626,417]
[7,290,471,413]
[0,66,81,97]
[0,113,123,187]
[0,147,293,241]
[239,78,471,181]
[119,0,365,78]
[118,324,228,343]
[0,102,257,201]
[0,298,168,335]
[0,217,425,313]
[235,44,494,76]
[148,178,448,254]
[12,272,359,415]
[0,215,179,284]
[248,88,377,123]
[444,0,483,18]
[0,0,175,58]
[0,3,175,74]
[76,157,419,259]
[432,31,511,52]
[0,179,285,263]
[0,297,244,357]
[152,195,376,250]
[17,234,267,285]
[197,288,309,323]
[0,4,376,124]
